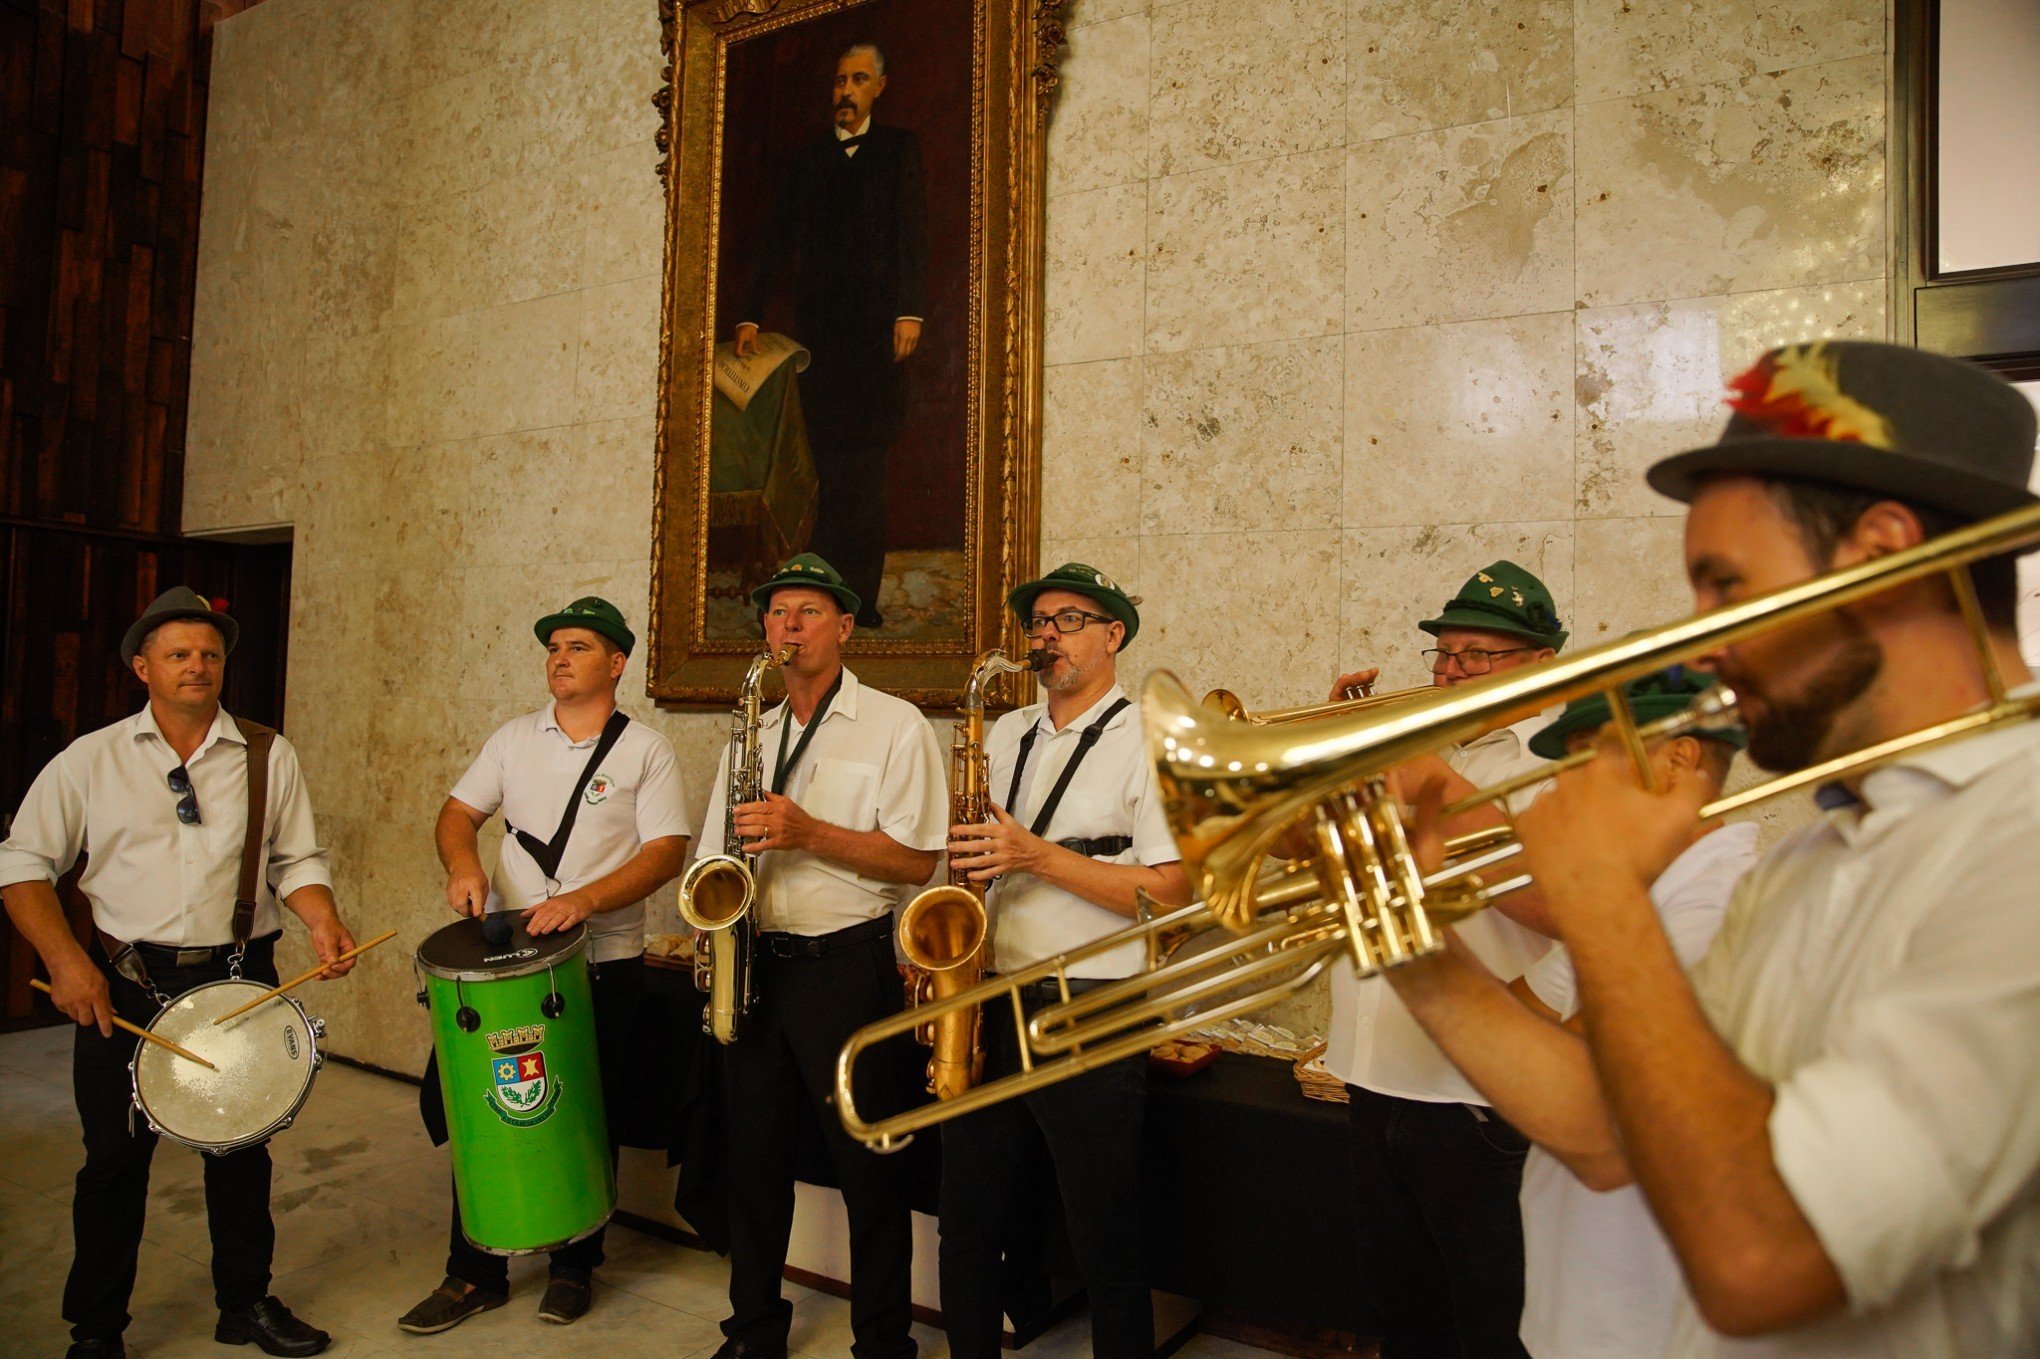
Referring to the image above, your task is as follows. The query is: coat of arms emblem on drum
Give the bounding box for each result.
[484,1027,562,1128]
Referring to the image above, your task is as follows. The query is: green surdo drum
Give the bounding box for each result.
[416,916,613,1254]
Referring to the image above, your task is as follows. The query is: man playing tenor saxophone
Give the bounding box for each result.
[696,553,946,1359]
[937,562,1191,1359]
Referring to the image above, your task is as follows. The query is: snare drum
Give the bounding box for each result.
[130,979,326,1154]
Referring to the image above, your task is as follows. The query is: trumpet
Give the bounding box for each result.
[679,644,795,1044]
[898,647,1048,1104]
[834,497,2040,1147]
[1200,677,1424,724]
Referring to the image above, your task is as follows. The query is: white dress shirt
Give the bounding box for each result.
[983,685,1181,977]
[0,705,332,945]
[1322,710,1557,1101]
[1661,718,2040,1359]
[696,667,947,936]
[450,705,691,964]
[1517,821,1758,1359]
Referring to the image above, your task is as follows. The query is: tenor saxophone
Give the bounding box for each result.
[678,644,794,1044]
[898,647,1047,1098]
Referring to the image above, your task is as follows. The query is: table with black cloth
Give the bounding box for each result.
[626,963,1368,1337]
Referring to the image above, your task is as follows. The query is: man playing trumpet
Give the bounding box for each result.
[1466,341,2040,1356]
[1322,560,1567,1359]
[698,553,946,1359]
[937,563,1190,1359]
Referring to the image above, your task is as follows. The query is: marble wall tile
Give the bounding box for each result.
[1575,55,1884,308]
[1569,515,1693,647]
[1043,183,1148,365]
[1137,529,1342,712]
[579,144,670,289]
[383,289,583,446]
[389,158,588,326]
[391,44,588,203]
[1344,310,1574,529]
[1141,336,1343,534]
[1574,280,1885,520]
[404,0,579,94]
[1339,521,1574,686]
[1046,14,1152,198]
[1576,0,1884,105]
[1145,148,1344,354]
[1346,108,1572,331]
[576,278,663,421]
[1066,0,1150,30]
[1148,0,1345,178]
[1348,0,1573,143]
[562,6,670,167]
[463,418,657,567]
[1042,358,1147,538]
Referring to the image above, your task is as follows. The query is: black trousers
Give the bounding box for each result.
[1345,1084,1531,1359]
[799,318,902,624]
[721,933,916,1359]
[937,988,1152,1359]
[65,937,283,1342]
[440,954,644,1288]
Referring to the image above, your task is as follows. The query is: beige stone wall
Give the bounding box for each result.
[186,0,1888,1069]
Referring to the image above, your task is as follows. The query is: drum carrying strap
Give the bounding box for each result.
[509,710,631,881]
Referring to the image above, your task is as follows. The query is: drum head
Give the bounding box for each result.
[416,916,587,981]
[133,980,319,1152]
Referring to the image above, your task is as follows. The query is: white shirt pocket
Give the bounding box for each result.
[802,757,880,833]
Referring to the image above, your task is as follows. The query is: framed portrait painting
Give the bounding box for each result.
[648,0,1065,707]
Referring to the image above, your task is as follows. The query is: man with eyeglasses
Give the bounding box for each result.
[0,587,358,1359]
[937,562,1191,1359]
[1320,560,1567,1359]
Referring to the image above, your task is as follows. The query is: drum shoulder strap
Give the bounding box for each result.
[231,715,277,949]
[512,709,631,881]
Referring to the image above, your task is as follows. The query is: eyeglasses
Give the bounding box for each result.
[1421,646,1535,675]
[1022,609,1115,637]
[166,765,201,825]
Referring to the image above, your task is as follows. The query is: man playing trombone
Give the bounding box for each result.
[937,562,1190,1359]
[699,553,946,1359]
[1469,341,2040,1356]
[1322,560,1567,1359]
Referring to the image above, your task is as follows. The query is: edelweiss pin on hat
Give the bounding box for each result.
[750,552,862,617]
[1418,561,1567,650]
[534,597,636,655]
[1646,340,2038,521]
[1007,562,1143,647]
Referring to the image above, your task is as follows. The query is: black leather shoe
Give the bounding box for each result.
[65,1343,125,1359]
[709,1340,788,1359]
[537,1271,592,1324]
[214,1296,331,1356]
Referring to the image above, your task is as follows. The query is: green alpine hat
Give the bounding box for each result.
[1529,666,1748,760]
[534,596,636,656]
[1419,560,1568,649]
[749,552,861,616]
[1007,562,1142,648]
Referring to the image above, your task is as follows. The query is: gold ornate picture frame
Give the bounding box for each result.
[648,0,1062,707]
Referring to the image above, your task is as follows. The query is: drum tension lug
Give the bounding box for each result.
[541,991,565,1018]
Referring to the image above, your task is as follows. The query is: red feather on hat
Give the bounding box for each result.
[1725,344,1897,449]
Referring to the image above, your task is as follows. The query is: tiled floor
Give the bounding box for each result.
[0,1025,1286,1359]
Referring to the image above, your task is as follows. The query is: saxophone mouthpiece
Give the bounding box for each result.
[1023,650,1052,671]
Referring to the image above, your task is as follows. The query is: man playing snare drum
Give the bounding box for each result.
[0,588,359,1359]
[397,597,690,1333]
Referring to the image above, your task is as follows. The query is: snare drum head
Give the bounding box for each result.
[416,916,586,981]
[133,980,318,1150]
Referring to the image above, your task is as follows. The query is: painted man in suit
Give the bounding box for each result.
[733,42,928,631]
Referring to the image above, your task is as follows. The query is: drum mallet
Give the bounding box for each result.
[211,929,399,1026]
[30,979,219,1071]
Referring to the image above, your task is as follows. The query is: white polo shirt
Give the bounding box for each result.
[451,704,691,964]
[1321,710,1556,1102]
[1517,820,1757,1359]
[0,705,332,945]
[983,685,1180,977]
[696,666,947,936]
[1660,718,2040,1359]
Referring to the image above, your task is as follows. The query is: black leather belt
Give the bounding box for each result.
[758,915,893,960]
[1017,975,1119,1001]
[1057,835,1133,858]
[128,930,281,970]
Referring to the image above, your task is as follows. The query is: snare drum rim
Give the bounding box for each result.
[128,978,324,1156]
[414,918,589,983]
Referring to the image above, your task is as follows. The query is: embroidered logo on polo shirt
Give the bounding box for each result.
[584,774,614,806]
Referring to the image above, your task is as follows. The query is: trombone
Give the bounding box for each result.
[834,498,2040,1150]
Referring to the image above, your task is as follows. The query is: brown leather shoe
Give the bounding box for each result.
[395,1275,508,1335]
[537,1271,592,1324]
[214,1296,330,1356]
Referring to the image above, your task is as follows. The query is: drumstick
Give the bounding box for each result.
[30,979,219,1071]
[210,929,398,1025]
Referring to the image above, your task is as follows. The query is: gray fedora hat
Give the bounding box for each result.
[122,587,238,662]
[1647,341,2038,520]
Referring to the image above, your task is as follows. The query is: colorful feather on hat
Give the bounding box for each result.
[1726,343,1897,449]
